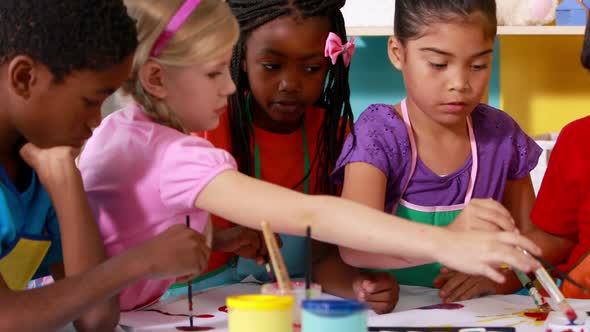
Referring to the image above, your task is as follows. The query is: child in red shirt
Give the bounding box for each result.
[528,21,590,298]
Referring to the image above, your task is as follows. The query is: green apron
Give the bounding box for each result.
[379,98,478,287]
[237,92,311,280]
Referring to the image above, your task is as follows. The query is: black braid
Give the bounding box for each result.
[227,0,355,195]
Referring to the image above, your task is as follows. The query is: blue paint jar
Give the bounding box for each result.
[301,299,368,332]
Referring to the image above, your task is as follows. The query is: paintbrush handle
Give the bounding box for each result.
[538,257,588,292]
[261,221,292,292]
[186,215,194,327]
[535,266,566,303]
[524,249,588,292]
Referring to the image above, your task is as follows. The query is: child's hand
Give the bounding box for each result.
[213,227,282,265]
[352,272,400,314]
[137,224,211,279]
[449,198,517,233]
[435,229,541,283]
[433,267,497,302]
[213,227,264,263]
[19,143,81,194]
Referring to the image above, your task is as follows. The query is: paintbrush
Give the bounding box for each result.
[514,269,551,312]
[520,250,578,323]
[305,225,312,299]
[258,232,275,282]
[531,253,588,293]
[260,221,292,293]
[186,216,194,328]
[533,265,578,324]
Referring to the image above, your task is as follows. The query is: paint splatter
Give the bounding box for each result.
[523,311,550,321]
[175,327,214,331]
[476,309,550,326]
[418,303,464,310]
[146,309,214,319]
[566,309,578,324]
[218,306,228,313]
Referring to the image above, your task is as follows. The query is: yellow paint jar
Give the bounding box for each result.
[227,295,294,332]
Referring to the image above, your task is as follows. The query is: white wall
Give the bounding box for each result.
[342,0,395,27]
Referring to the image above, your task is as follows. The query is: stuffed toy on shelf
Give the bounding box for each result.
[497,0,558,26]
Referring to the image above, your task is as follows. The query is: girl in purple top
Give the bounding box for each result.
[332,0,542,302]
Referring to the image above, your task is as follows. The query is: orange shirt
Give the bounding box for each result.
[199,106,327,272]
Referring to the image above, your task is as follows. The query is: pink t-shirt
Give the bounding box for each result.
[79,104,237,311]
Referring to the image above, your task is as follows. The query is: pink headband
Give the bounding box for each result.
[150,0,203,57]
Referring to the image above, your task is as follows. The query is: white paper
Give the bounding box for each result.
[121,284,590,332]
[120,283,261,332]
[370,293,590,332]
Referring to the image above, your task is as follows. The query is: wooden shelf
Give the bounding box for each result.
[498,25,585,35]
[347,25,586,37]
[347,26,391,36]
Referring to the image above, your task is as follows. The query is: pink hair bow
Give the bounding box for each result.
[324,32,356,67]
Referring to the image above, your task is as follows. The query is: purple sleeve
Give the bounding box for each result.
[506,118,542,180]
[331,104,407,185]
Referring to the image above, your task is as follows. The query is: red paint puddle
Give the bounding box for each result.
[566,309,578,323]
[419,303,465,310]
[196,314,214,318]
[523,311,549,321]
[176,327,214,331]
[218,306,228,313]
[146,309,215,319]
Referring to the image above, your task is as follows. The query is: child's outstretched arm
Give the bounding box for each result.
[0,144,210,332]
[335,163,520,270]
[194,169,542,283]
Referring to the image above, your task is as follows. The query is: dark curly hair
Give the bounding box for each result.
[227,0,354,196]
[0,0,138,82]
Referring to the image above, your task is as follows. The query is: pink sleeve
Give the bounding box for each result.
[160,136,237,210]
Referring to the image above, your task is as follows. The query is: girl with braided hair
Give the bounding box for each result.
[199,0,405,313]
